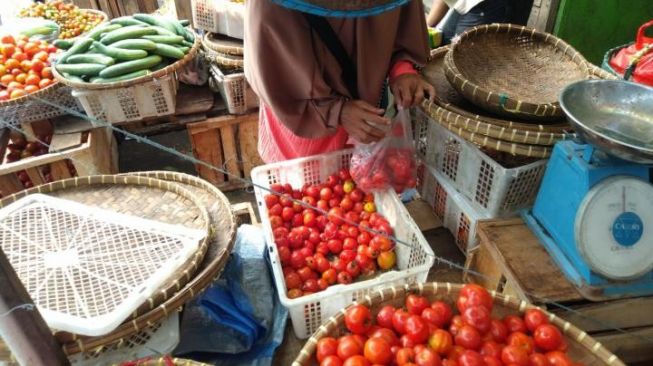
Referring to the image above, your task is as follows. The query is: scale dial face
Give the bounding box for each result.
[575,175,653,280]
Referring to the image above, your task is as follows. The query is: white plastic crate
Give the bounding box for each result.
[413,108,547,217]
[209,64,259,115]
[251,149,435,339]
[71,75,178,124]
[418,163,490,256]
[69,312,180,366]
[192,0,244,39]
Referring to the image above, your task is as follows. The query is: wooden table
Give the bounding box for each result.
[465,218,653,364]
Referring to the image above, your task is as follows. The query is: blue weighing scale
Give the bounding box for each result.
[522,80,653,300]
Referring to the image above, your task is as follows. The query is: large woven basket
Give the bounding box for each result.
[444,24,590,121]
[0,81,81,125]
[202,32,243,56]
[270,0,410,17]
[293,283,624,366]
[202,32,244,72]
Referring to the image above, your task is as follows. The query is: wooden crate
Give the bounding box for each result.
[464,218,653,364]
[187,112,263,191]
[0,127,118,197]
[72,0,159,18]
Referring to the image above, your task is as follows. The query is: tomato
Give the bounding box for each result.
[321,355,344,366]
[345,305,372,335]
[428,329,453,355]
[457,284,493,313]
[302,278,319,293]
[363,337,392,364]
[400,334,416,348]
[377,250,396,270]
[529,353,548,366]
[343,180,355,193]
[287,288,303,298]
[337,271,352,284]
[376,305,396,329]
[501,345,529,366]
[448,315,466,337]
[14,73,27,84]
[483,356,502,366]
[489,319,508,343]
[340,249,357,263]
[327,239,343,254]
[396,348,416,365]
[507,332,534,355]
[284,271,302,289]
[524,309,549,333]
[545,351,572,366]
[457,350,484,366]
[317,337,339,362]
[322,268,336,284]
[321,187,333,201]
[393,309,410,334]
[1,44,15,58]
[533,324,562,352]
[350,189,364,203]
[0,90,8,101]
[462,306,491,334]
[368,328,399,347]
[428,301,454,328]
[9,89,26,99]
[1,35,15,45]
[343,355,369,366]
[36,77,50,89]
[358,231,372,245]
[25,74,39,86]
[405,315,429,344]
[454,325,482,350]
[328,207,345,225]
[363,202,376,213]
[346,260,361,278]
[414,348,441,366]
[503,315,528,334]
[338,335,364,359]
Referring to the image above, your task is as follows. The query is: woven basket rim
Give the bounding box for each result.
[0,79,63,107]
[292,282,625,366]
[445,23,590,120]
[112,357,212,366]
[0,174,212,351]
[59,171,237,355]
[52,31,200,90]
[202,32,244,56]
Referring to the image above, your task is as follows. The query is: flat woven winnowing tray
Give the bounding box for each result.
[0,194,206,337]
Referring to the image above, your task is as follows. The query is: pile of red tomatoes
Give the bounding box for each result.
[315,284,582,366]
[264,169,398,299]
[350,146,417,194]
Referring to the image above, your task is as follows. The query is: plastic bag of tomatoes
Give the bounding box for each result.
[350,108,418,194]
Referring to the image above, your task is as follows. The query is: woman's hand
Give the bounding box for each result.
[390,73,436,109]
[341,100,390,144]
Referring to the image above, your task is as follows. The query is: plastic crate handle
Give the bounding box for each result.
[635,20,653,50]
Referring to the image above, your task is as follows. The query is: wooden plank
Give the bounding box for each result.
[220,124,241,180]
[551,297,653,333]
[594,326,653,364]
[232,202,259,225]
[405,199,442,232]
[476,218,583,303]
[175,0,193,24]
[49,133,83,152]
[20,120,52,142]
[0,175,24,197]
[464,245,505,293]
[189,129,224,185]
[121,0,141,15]
[49,160,72,181]
[174,86,215,116]
[24,168,44,186]
[238,119,261,178]
[188,113,258,135]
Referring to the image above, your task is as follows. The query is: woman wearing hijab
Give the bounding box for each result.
[245,0,435,163]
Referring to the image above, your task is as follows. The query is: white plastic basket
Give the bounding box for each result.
[71,75,178,124]
[209,64,259,115]
[251,149,435,339]
[418,163,490,256]
[69,312,180,366]
[192,0,244,39]
[413,108,547,218]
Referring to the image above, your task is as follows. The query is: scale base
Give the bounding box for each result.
[522,210,653,301]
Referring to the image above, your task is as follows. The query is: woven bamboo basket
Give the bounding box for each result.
[57,171,236,355]
[444,24,589,121]
[202,32,244,71]
[293,283,625,366]
[113,356,212,366]
[0,81,80,125]
[424,46,570,133]
[203,32,244,56]
[0,175,211,344]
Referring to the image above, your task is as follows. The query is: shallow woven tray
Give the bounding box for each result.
[424,47,570,133]
[113,356,211,366]
[58,171,236,355]
[444,24,590,121]
[203,32,244,56]
[293,283,624,366]
[0,175,210,346]
[52,30,201,90]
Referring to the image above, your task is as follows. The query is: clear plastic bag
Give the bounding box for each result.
[350,108,418,193]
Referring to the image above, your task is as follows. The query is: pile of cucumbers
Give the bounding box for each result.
[54,14,194,84]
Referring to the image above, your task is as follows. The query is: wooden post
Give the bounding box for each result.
[0,248,70,366]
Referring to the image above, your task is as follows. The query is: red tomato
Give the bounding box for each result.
[415,348,441,366]
[393,309,410,334]
[316,256,330,273]
[447,345,465,362]
[376,305,396,329]
[322,268,337,284]
[462,306,491,334]
[529,353,548,366]
[454,325,482,350]
[428,329,453,355]
[456,284,493,313]
[405,315,429,344]
[317,337,339,362]
[489,319,509,343]
[545,351,572,366]
[428,301,453,328]
[281,207,294,222]
[479,341,503,358]
[328,239,343,254]
[343,355,369,366]
[321,187,333,201]
[345,305,372,335]
[321,355,343,366]
[501,345,529,366]
[533,324,563,352]
[368,328,399,347]
[338,335,364,359]
[287,288,303,298]
[483,356,502,366]
[264,194,279,208]
[395,347,416,365]
[363,337,393,364]
[457,350,484,366]
[284,271,302,289]
[337,271,353,284]
[448,315,466,337]
[269,203,283,216]
[302,278,319,293]
[400,334,416,348]
[503,315,528,334]
[524,309,549,333]
[328,207,345,225]
[506,332,534,355]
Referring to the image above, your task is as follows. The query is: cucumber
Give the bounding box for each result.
[110,16,148,27]
[180,20,191,27]
[93,41,148,61]
[53,39,73,50]
[152,44,185,59]
[150,26,177,36]
[86,23,122,40]
[152,61,170,71]
[132,14,177,34]
[99,55,162,78]
[177,46,190,54]
[110,39,157,51]
[59,37,93,63]
[141,35,184,44]
[63,73,86,83]
[66,53,116,66]
[181,40,193,48]
[91,69,151,84]
[183,29,195,43]
[56,63,105,77]
[100,25,157,45]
